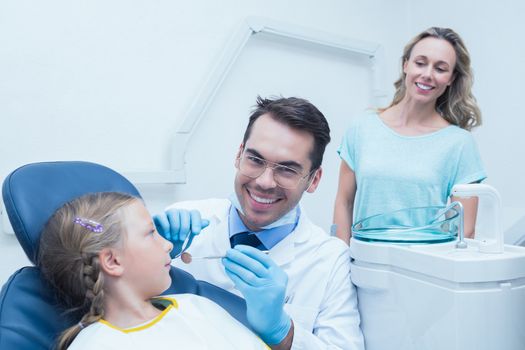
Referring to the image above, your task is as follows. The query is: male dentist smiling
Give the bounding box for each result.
[154,96,364,350]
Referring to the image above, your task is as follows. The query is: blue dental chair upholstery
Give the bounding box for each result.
[0,161,247,349]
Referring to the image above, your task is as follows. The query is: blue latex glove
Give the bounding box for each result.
[153,209,209,259]
[222,245,291,345]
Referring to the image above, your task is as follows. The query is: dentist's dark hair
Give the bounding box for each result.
[242,96,331,171]
[387,27,481,130]
[38,192,138,350]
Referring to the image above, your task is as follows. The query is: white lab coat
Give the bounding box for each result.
[169,199,364,350]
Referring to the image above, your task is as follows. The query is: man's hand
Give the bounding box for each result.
[153,209,209,259]
[222,245,291,346]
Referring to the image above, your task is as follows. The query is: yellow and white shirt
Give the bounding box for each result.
[68,294,269,350]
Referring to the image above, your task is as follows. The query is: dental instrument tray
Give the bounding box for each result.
[352,205,460,243]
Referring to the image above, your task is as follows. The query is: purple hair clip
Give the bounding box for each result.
[73,217,104,233]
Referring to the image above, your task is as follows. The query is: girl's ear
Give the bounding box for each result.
[98,248,124,277]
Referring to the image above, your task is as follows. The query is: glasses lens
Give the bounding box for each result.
[273,165,301,189]
[239,154,266,178]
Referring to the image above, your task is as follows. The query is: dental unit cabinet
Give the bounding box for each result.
[351,184,525,350]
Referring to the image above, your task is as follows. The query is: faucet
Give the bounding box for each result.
[446,201,467,249]
[451,184,503,254]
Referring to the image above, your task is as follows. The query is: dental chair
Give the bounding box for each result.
[0,161,248,350]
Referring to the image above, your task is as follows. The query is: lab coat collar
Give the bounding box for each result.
[192,203,314,268]
[187,211,231,260]
[266,206,313,266]
[227,205,299,249]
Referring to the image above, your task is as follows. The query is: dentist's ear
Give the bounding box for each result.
[99,248,124,277]
[235,144,244,168]
[306,167,322,193]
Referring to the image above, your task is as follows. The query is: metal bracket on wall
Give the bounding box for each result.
[123,16,386,185]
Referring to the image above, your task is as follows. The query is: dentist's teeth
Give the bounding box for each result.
[250,193,277,204]
[416,83,432,90]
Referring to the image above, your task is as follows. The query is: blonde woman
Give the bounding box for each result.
[333,27,486,244]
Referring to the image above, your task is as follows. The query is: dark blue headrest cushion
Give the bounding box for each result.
[2,161,141,264]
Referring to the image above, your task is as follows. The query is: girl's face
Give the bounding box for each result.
[118,201,173,298]
[403,37,457,104]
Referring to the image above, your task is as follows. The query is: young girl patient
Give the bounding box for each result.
[38,192,269,350]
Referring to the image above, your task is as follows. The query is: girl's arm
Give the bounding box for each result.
[333,161,357,245]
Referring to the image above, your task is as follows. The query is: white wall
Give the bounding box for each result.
[3,1,522,286]
[0,0,408,284]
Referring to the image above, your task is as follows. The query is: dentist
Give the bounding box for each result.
[154,96,364,350]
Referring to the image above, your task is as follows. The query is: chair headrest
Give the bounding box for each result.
[2,161,141,264]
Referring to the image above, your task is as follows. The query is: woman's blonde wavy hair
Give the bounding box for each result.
[38,192,138,350]
[388,27,482,130]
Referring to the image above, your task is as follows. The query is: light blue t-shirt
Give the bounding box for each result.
[338,111,487,223]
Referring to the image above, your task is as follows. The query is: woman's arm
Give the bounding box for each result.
[333,161,357,245]
[450,195,479,238]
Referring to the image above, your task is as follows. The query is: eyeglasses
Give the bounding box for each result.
[238,152,315,189]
